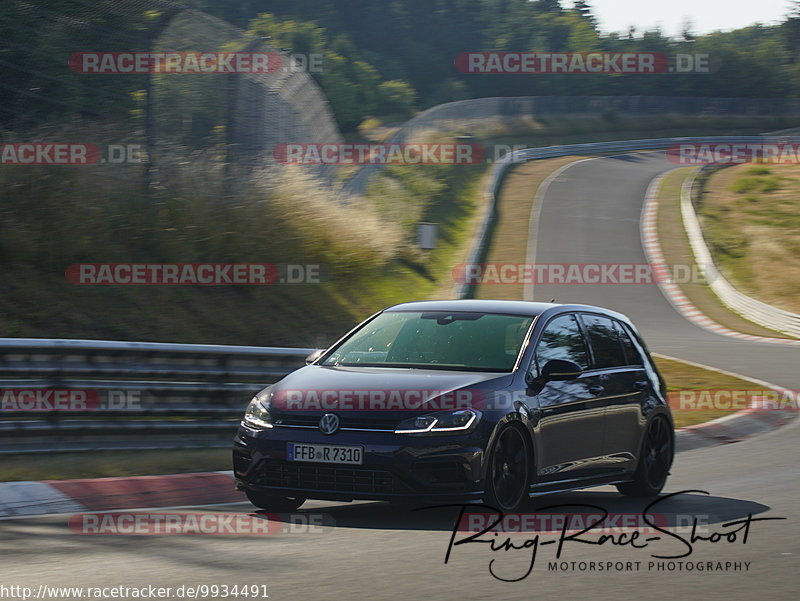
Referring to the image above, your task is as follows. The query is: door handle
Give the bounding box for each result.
[633,381,648,391]
[588,385,604,395]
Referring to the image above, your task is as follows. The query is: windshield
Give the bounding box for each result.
[322,311,534,372]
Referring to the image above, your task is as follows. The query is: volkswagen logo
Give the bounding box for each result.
[319,413,340,435]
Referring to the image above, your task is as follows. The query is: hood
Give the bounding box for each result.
[263,364,513,422]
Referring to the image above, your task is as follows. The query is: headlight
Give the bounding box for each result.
[394,409,480,434]
[242,390,274,430]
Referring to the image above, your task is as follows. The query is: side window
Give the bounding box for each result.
[533,314,589,373]
[581,314,627,369]
[616,321,645,366]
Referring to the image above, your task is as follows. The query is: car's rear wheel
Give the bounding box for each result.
[485,425,530,512]
[617,415,673,497]
[245,490,305,512]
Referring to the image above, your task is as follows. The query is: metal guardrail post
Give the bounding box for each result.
[143,7,187,192]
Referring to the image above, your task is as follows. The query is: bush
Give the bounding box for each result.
[731,176,759,193]
[357,116,383,137]
[731,174,782,194]
[759,175,781,192]
[378,80,418,117]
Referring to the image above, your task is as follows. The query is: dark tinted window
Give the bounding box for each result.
[581,314,626,368]
[617,322,644,366]
[322,311,533,371]
[534,314,589,371]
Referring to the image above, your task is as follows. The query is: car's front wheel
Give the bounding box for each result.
[617,415,673,497]
[245,490,305,512]
[485,425,531,512]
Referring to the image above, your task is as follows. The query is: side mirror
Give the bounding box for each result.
[541,359,583,381]
[305,349,325,365]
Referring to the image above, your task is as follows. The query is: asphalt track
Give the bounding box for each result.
[2,152,798,601]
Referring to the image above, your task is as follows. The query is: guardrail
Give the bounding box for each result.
[680,172,800,338]
[454,135,800,300]
[0,338,316,453]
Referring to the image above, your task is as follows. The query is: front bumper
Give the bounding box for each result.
[233,422,487,503]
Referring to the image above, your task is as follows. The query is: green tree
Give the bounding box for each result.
[246,13,417,129]
[378,80,418,116]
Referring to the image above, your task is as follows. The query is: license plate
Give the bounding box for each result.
[287,443,363,465]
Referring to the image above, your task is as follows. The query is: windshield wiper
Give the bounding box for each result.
[325,361,510,372]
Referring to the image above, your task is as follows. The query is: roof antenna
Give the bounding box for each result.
[549,298,556,302]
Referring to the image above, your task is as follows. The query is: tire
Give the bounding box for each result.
[484,425,531,512]
[245,490,305,512]
[617,416,673,497]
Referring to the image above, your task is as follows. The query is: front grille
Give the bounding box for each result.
[273,415,318,427]
[339,417,397,430]
[255,460,411,494]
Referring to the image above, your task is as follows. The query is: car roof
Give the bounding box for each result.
[384,299,633,323]
[384,299,555,316]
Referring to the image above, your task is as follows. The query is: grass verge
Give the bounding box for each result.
[0,448,231,482]
[652,354,768,429]
[654,168,793,338]
[699,164,800,315]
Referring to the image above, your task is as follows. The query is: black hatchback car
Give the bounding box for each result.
[233,300,673,512]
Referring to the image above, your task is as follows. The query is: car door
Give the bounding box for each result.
[578,313,648,472]
[527,313,607,479]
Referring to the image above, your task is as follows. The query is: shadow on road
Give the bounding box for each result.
[256,489,773,533]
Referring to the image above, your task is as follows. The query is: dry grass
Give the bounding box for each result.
[653,354,769,428]
[654,168,788,338]
[262,167,402,271]
[701,164,800,313]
